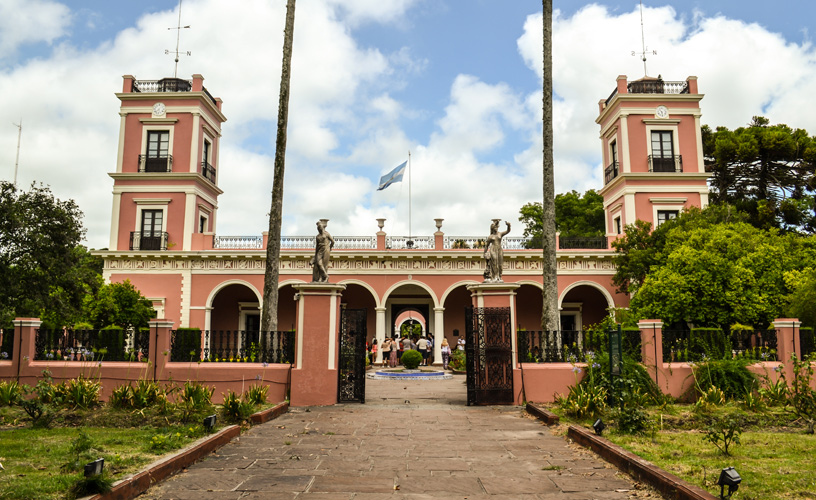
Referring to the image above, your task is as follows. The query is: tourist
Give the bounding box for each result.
[390,336,399,367]
[441,338,451,370]
[426,333,434,365]
[380,338,391,367]
[417,335,429,366]
[370,339,377,365]
[457,336,465,351]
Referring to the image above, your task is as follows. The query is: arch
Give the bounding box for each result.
[279,278,308,288]
[558,280,615,310]
[382,279,440,308]
[205,279,262,308]
[513,279,543,290]
[337,278,382,308]
[440,279,481,305]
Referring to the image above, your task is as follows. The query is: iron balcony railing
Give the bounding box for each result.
[132,78,218,106]
[648,155,682,173]
[517,329,641,363]
[130,231,169,251]
[604,161,619,184]
[605,80,690,106]
[35,328,150,362]
[170,329,295,364]
[559,236,608,249]
[200,161,216,183]
[138,154,173,173]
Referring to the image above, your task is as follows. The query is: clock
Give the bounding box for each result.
[152,102,166,116]
[655,105,669,119]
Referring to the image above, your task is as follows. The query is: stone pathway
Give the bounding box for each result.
[141,374,660,499]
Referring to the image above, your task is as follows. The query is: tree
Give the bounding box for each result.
[541,0,558,331]
[0,181,100,327]
[519,190,604,246]
[262,0,296,332]
[81,279,155,330]
[704,117,816,233]
[627,220,816,328]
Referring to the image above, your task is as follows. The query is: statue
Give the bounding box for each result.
[309,220,335,282]
[483,218,510,282]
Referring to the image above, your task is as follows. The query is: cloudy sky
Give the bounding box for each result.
[1,0,815,249]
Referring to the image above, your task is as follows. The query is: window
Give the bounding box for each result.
[145,131,170,172]
[605,140,619,184]
[650,131,675,172]
[203,139,211,164]
[199,215,207,233]
[657,210,678,227]
[614,216,622,235]
[140,210,164,250]
[610,140,618,165]
[201,138,215,182]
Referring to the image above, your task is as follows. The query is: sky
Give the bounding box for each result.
[1,0,815,249]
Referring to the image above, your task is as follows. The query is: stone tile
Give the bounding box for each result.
[394,476,484,495]
[479,476,559,495]
[237,474,314,492]
[309,476,396,493]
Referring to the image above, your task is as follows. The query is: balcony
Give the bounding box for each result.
[130,231,169,251]
[138,154,173,173]
[648,155,682,173]
[605,79,690,106]
[604,161,619,184]
[132,78,217,106]
[558,236,608,250]
[201,161,216,183]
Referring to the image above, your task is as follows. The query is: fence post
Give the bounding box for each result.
[12,318,41,382]
[638,319,663,388]
[148,319,174,381]
[773,318,801,382]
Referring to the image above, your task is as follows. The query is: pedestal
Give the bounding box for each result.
[289,283,346,406]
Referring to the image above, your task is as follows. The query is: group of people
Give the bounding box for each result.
[368,335,464,370]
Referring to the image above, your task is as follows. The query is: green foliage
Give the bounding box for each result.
[401,349,422,369]
[758,371,789,407]
[789,354,816,433]
[703,117,816,233]
[0,181,102,327]
[690,359,756,401]
[0,380,23,406]
[786,269,816,327]
[221,390,254,422]
[244,384,268,406]
[67,472,113,499]
[62,430,95,472]
[695,386,726,411]
[108,384,133,409]
[688,328,731,360]
[558,383,607,419]
[81,280,155,330]
[703,416,741,456]
[20,398,53,428]
[449,348,466,371]
[614,405,651,435]
[519,189,604,247]
[60,375,102,409]
[172,327,202,362]
[177,380,214,421]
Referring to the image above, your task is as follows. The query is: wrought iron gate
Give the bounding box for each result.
[338,307,367,403]
[465,307,514,405]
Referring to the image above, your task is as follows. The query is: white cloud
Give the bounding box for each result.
[0,0,71,58]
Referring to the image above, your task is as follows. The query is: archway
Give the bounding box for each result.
[559,282,614,331]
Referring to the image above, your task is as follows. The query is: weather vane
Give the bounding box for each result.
[630,1,656,77]
[166,0,191,78]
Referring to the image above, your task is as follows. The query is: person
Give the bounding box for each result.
[483,218,510,282]
[380,338,391,367]
[370,339,378,365]
[457,336,465,351]
[389,336,399,367]
[426,333,434,365]
[417,335,429,366]
[441,338,451,370]
[309,220,335,282]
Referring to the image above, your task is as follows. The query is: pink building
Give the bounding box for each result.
[96,73,709,365]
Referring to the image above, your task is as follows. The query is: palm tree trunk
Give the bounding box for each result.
[261,0,296,332]
[541,0,559,331]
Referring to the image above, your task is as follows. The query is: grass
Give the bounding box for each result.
[546,404,816,499]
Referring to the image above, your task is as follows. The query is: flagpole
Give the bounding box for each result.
[408,151,412,244]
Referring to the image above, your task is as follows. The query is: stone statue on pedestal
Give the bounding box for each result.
[310,220,335,282]
[483,218,510,282]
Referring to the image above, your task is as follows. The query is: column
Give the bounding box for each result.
[290,283,346,406]
[12,318,41,383]
[638,319,664,388]
[774,318,802,382]
[433,306,445,365]
[375,306,386,364]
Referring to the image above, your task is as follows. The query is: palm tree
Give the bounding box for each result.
[261,0,296,332]
[541,0,559,331]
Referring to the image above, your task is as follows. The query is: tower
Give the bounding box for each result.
[108,74,226,252]
[596,75,710,236]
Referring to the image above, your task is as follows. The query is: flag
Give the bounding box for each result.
[377,161,407,191]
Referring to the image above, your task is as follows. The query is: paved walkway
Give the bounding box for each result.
[142,373,658,499]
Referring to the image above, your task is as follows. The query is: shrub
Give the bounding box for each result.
[614,405,651,435]
[704,417,741,456]
[558,384,607,419]
[689,328,731,360]
[108,384,133,409]
[690,358,756,400]
[244,384,268,406]
[178,380,214,410]
[171,328,202,362]
[221,390,254,422]
[0,380,23,406]
[61,375,101,409]
[449,348,466,371]
[789,354,816,433]
[401,349,422,369]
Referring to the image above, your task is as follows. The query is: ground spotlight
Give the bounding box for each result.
[84,458,104,477]
[204,414,217,433]
[717,466,741,499]
[592,418,605,436]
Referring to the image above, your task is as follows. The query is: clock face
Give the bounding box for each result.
[152,102,166,116]
[655,105,669,119]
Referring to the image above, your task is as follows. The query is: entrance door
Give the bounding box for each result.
[338,308,367,403]
[465,307,514,405]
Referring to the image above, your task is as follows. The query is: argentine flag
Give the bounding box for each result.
[377,161,407,191]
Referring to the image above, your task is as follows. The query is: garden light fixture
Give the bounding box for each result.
[84,458,104,477]
[204,414,217,432]
[593,418,605,436]
[717,466,741,499]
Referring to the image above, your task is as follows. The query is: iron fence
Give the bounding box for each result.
[517,328,641,363]
[0,328,13,360]
[198,330,295,364]
[731,329,779,361]
[800,328,815,358]
[34,328,149,361]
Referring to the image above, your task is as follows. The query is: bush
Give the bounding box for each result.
[0,380,23,406]
[559,384,607,419]
[449,349,466,371]
[690,359,756,400]
[689,328,731,360]
[614,405,651,435]
[244,384,268,406]
[171,328,202,362]
[401,349,422,369]
[221,390,254,422]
